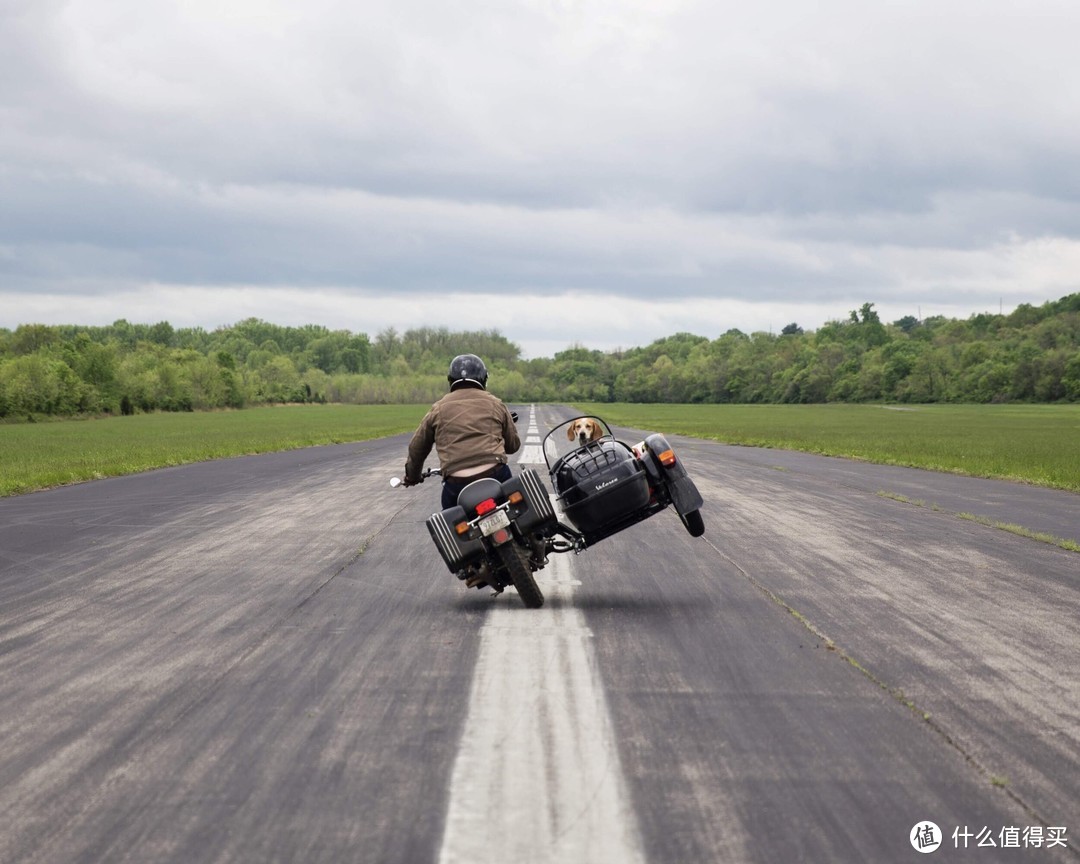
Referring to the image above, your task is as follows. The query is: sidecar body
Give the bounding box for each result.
[543,416,705,547]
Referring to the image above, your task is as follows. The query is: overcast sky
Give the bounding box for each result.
[3,0,1079,357]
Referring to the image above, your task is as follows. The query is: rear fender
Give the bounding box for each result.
[456,477,503,514]
[642,433,703,515]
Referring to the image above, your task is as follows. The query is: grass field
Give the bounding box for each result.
[574,403,1080,494]
[0,405,427,497]
[3,402,1079,497]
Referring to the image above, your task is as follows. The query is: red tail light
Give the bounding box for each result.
[658,449,676,466]
[475,498,497,516]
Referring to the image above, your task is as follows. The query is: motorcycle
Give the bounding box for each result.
[391,466,579,608]
[392,414,705,609]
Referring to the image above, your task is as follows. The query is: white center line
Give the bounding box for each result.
[437,552,645,864]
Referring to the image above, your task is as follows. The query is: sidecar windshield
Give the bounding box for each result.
[543,416,614,468]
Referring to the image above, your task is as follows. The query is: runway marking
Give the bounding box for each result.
[440,405,644,863]
[517,405,546,466]
[518,445,545,464]
[437,553,644,864]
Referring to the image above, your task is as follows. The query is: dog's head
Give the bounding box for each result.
[567,417,604,447]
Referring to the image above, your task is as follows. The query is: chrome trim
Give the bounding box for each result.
[428,511,463,568]
[520,468,555,522]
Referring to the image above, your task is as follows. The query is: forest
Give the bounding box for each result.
[2,293,1079,419]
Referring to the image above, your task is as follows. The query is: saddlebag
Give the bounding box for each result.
[501,468,557,534]
[426,505,484,573]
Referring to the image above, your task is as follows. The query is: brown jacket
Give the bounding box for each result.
[405,386,521,480]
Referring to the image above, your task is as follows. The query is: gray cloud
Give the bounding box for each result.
[3,0,1079,350]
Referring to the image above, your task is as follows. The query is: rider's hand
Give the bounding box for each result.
[402,471,423,487]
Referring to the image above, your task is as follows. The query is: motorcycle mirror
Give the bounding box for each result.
[389,477,402,488]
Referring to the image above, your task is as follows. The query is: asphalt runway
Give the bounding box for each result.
[0,405,1076,863]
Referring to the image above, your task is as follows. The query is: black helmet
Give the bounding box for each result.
[448,354,488,389]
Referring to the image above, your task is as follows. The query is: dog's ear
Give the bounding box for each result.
[567,424,577,442]
[587,419,602,441]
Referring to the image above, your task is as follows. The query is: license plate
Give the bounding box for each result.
[479,509,510,537]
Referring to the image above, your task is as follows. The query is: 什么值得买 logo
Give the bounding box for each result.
[910,822,942,854]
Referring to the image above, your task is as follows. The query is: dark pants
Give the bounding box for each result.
[441,463,512,509]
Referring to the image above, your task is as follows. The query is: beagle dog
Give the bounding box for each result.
[567,417,604,447]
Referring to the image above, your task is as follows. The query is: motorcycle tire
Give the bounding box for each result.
[679,509,705,537]
[496,542,545,609]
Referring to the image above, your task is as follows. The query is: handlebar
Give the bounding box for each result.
[390,467,442,488]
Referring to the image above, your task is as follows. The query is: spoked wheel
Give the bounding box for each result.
[495,542,545,609]
[679,509,705,537]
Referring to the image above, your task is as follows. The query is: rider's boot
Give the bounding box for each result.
[464,560,490,589]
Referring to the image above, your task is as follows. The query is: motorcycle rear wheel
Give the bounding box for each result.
[496,542,545,609]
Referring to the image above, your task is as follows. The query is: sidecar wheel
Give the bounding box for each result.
[679,509,705,537]
[496,542,545,609]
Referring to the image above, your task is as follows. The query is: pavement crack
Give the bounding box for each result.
[287,495,414,614]
[876,490,1080,554]
[701,535,1075,848]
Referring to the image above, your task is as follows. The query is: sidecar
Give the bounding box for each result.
[543,416,705,547]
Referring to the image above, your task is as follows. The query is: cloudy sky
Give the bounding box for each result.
[3,0,1079,357]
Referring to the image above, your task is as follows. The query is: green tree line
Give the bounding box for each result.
[2,294,1080,419]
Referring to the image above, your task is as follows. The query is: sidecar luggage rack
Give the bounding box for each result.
[564,441,622,479]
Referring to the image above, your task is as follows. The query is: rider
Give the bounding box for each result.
[404,354,521,509]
